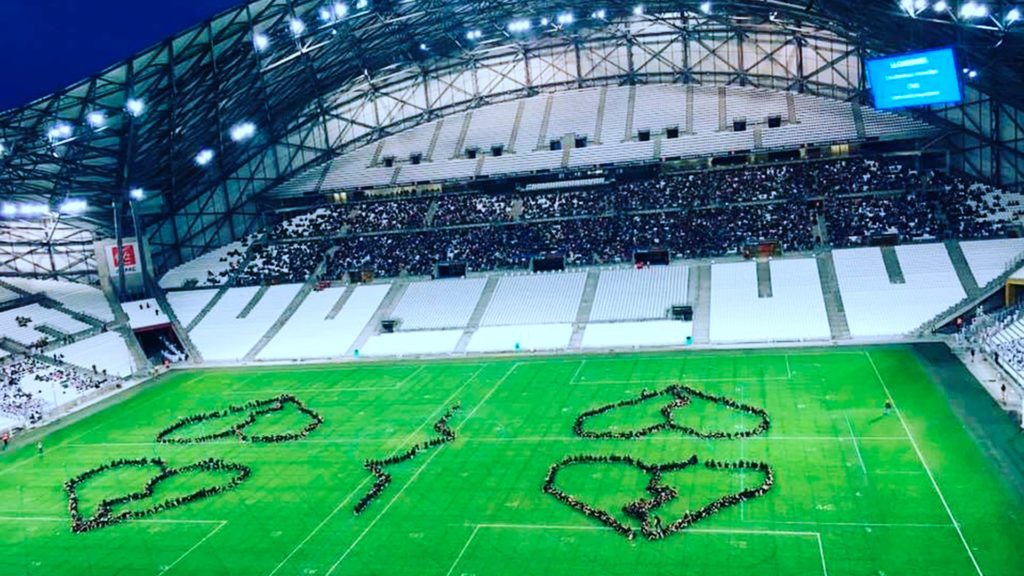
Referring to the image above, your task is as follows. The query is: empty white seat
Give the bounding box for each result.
[590,266,690,321]
[190,284,302,361]
[481,273,586,326]
[390,278,486,330]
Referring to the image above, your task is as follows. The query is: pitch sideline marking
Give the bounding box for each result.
[323,363,522,576]
[158,520,227,575]
[844,413,868,476]
[224,364,426,395]
[569,359,586,385]
[865,351,985,576]
[443,524,828,576]
[266,365,488,576]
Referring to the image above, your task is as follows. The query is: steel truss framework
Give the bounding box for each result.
[0,0,1023,280]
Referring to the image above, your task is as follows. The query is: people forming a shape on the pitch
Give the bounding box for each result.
[573,384,770,440]
[543,454,775,541]
[155,394,324,444]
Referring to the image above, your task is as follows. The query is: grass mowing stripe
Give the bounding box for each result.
[865,351,985,576]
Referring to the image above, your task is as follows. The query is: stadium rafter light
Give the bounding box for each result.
[914,0,928,11]
[556,12,574,25]
[1,203,15,217]
[466,29,483,40]
[253,32,270,51]
[125,98,145,117]
[633,5,644,15]
[194,148,215,167]
[960,1,988,18]
[47,122,73,142]
[700,1,712,15]
[419,42,429,51]
[59,199,88,214]
[230,121,257,142]
[591,9,606,19]
[86,111,107,128]
[1008,7,1021,22]
[356,0,368,9]
[933,0,948,11]
[19,203,51,217]
[968,69,979,78]
[129,188,146,201]
[289,17,306,36]
[334,2,349,18]
[541,17,550,25]
[899,0,915,14]
[508,19,532,32]
[0,141,7,156]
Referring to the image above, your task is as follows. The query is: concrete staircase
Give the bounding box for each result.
[244,285,314,361]
[816,251,852,340]
[187,286,229,331]
[236,285,269,319]
[756,260,773,298]
[455,276,499,354]
[325,284,356,320]
[536,95,555,151]
[945,239,981,297]
[569,270,601,349]
[346,282,409,356]
[880,246,906,284]
[152,287,203,363]
[690,264,712,344]
[424,199,440,227]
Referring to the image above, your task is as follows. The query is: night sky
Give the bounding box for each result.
[0,0,242,111]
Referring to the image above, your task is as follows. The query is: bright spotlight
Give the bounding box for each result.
[334,3,349,18]
[508,19,532,32]
[0,141,7,156]
[541,17,550,25]
[1008,7,1021,21]
[253,32,270,51]
[591,9,606,19]
[289,17,306,36]
[633,5,644,15]
[19,204,50,217]
[59,199,88,214]
[900,0,915,13]
[419,42,428,50]
[466,29,482,40]
[934,0,948,10]
[960,1,988,18]
[194,148,215,167]
[914,0,928,10]
[968,69,978,78]
[1,203,15,217]
[556,12,574,25]
[129,188,146,201]
[230,122,257,142]
[47,123,73,141]
[356,0,368,8]
[700,1,712,15]
[125,98,145,117]
[86,111,107,128]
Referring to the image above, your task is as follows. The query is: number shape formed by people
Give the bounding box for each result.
[65,457,251,533]
[543,454,774,541]
[573,384,770,440]
[155,394,324,444]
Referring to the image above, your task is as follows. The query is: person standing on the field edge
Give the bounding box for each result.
[1002,383,1008,406]
[36,440,43,456]
[1,431,8,451]
[884,400,894,416]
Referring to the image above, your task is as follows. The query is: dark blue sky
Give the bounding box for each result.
[0,0,243,111]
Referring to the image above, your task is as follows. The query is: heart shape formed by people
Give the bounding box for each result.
[155,394,324,444]
[543,454,774,540]
[65,457,251,533]
[573,384,770,440]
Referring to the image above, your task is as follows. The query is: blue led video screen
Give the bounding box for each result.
[866,47,962,109]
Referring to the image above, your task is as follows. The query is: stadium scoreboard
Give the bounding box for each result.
[866,47,962,109]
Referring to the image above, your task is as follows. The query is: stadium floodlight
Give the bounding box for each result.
[700,2,712,15]
[591,9,606,19]
[508,19,531,32]
[633,5,644,15]
[129,188,146,201]
[960,2,988,18]
[899,0,915,14]
[86,111,107,128]
[934,0,948,10]
[466,29,483,40]
[334,3,349,18]
[419,42,429,50]
[125,98,145,117]
[230,122,257,142]
[194,148,215,167]
[289,17,306,36]
[319,7,334,22]
[556,12,574,25]
[0,141,7,156]
[968,69,979,78]
[541,17,550,25]
[356,0,368,8]
[253,32,270,51]
[914,0,928,11]
[47,122,73,142]
[0,203,15,217]
[19,203,50,216]
[1008,7,1021,22]
[59,199,87,214]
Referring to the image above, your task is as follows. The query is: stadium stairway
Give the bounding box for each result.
[756,260,773,298]
[455,276,500,354]
[691,264,712,344]
[151,287,203,363]
[917,241,1024,335]
[243,255,331,361]
[325,284,356,320]
[186,286,229,331]
[346,282,409,357]
[944,239,981,297]
[100,284,151,373]
[568,270,601,349]
[880,246,906,284]
[237,285,270,319]
[815,251,852,340]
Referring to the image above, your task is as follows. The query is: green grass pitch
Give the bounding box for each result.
[3,344,1022,576]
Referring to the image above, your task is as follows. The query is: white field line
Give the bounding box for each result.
[750,519,955,529]
[844,413,868,476]
[786,354,793,378]
[865,351,985,576]
[223,364,431,394]
[444,524,827,576]
[158,520,227,575]
[569,359,587,385]
[323,363,522,576]
[266,365,488,576]
[0,516,224,525]
[573,376,791,385]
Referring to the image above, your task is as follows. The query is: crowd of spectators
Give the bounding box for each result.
[208,157,1023,284]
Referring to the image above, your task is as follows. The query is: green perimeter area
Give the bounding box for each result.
[2,344,1022,576]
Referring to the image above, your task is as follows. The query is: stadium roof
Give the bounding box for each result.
[0,0,1022,245]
